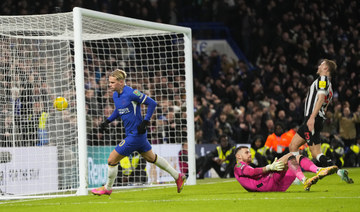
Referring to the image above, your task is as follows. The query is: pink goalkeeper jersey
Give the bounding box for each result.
[234,161,295,192]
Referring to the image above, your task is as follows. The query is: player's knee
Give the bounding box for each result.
[142,152,157,163]
[288,155,296,162]
[148,154,157,163]
[108,158,119,165]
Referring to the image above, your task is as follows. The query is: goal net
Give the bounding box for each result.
[0,7,194,199]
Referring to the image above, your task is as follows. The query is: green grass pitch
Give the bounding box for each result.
[1,168,360,212]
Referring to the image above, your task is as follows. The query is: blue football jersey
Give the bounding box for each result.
[107,85,155,136]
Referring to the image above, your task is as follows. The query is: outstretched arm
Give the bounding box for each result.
[234,164,265,177]
[99,109,118,132]
[238,159,284,177]
[244,166,267,176]
[107,108,119,122]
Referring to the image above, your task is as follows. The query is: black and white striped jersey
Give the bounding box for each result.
[304,75,333,119]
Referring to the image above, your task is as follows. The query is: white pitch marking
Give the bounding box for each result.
[1,196,360,207]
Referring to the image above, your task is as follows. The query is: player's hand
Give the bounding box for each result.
[266,157,285,171]
[137,120,150,134]
[99,119,110,133]
[307,117,315,135]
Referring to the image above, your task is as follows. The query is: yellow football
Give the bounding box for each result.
[53,97,68,111]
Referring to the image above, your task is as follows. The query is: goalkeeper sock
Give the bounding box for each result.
[154,154,179,179]
[104,164,118,190]
[299,156,318,173]
[288,156,306,183]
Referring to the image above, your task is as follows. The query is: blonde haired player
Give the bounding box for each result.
[91,69,186,195]
[289,59,353,183]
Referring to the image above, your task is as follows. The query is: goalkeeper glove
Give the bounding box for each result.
[265,157,285,171]
[137,120,150,134]
[99,119,110,133]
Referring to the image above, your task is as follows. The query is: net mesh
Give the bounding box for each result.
[0,10,189,198]
[83,25,188,187]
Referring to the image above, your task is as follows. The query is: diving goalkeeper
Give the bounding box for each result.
[234,146,337,192]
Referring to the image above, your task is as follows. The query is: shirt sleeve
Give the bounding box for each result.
[129,89,147,103]
[317,76,329,95]
[243,166,264,176]
[234,163,264,177]
[107,93,119,122]
[143,96,157,121]
[129,89,157,121]
[107,108,119,122]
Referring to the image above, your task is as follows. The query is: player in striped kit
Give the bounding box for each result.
[289,59,353,184]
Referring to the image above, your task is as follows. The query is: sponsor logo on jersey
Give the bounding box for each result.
[133,90,141,96]
[319,80,326,89]
[118,108,130,115]
[236,163,245,169]
[133,89,144,100]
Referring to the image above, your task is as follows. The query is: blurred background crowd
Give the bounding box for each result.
[0,0,359,168]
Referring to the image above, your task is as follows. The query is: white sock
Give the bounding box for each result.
[336,169,342,176]
[155,155,179,180]
[291,151,299,156]
[301,177,306,184]
[105,164,118,190]
[316,153,324,162]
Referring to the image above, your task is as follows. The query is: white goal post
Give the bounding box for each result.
[0,7,195,199]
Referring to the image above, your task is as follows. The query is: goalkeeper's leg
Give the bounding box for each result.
[287,155,319,191]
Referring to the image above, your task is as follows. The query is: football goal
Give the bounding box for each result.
[0,7,194,199]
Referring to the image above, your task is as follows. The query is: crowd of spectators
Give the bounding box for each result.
[1,0,359,167]
[189,0,360,167]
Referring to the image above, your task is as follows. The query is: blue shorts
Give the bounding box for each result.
[114,133,152,156]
